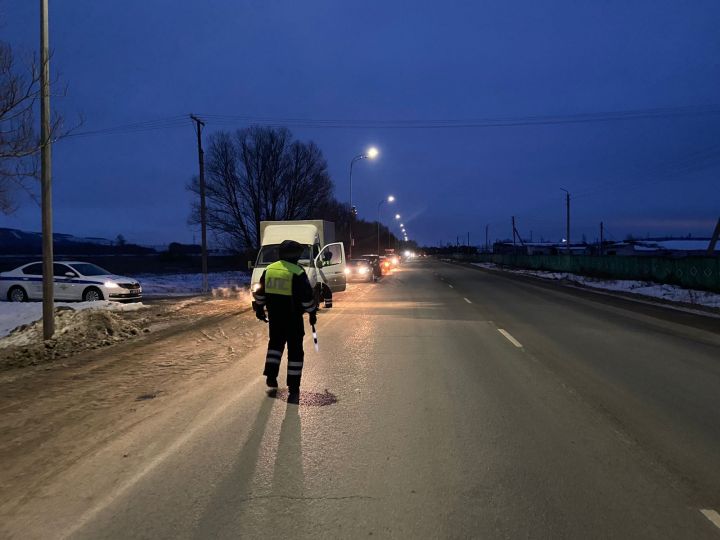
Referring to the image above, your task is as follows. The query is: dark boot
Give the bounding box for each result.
[266,376,278,388]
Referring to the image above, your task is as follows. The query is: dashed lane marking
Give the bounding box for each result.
[463,297,471,303]
[448,284,454,288]
[498,329,523,348]
[701,509,720,530]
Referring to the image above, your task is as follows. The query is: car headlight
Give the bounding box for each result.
[104,281,120,288]
[251,283,261,292]
[344,268,351,275]
[359,267,368,274]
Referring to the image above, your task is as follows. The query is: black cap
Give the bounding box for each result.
[279,240,303,263]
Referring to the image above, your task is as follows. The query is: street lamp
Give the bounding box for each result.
[395,214,401,220]
[348,146,379,258]
[377,195,395,255]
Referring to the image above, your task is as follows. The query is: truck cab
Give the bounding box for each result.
[250,221,346,306]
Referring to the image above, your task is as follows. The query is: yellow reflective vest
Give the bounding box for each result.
[265,260,304,296]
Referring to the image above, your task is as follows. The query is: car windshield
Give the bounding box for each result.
[68,263,112,276]
[349,259,369,266]
[257,244,312,266]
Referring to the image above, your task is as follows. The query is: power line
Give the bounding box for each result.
[60,104,720,140]
[64,116,191,139]
[196,104,720,129]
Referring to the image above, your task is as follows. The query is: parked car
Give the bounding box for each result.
[0,261,142,302]
[344,259,373,282]
[361,254,382,281]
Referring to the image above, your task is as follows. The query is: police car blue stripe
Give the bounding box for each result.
[0,276,108,285]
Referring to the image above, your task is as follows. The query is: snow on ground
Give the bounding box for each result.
[0,302,151,369]
[0,301,146,341]
[472,263,720,309]
[0,271,249,348]
[136,271,250,297]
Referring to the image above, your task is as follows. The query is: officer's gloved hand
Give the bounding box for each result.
[255,308,267,322]
[309,311,317,326]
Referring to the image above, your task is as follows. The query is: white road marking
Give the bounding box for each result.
[463,297,471,303]
[448,284,454,288]
[701,509,720,530]
[498,329,523,348]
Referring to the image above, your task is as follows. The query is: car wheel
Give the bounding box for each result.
[8,286,28,302]
[82,287,104,302]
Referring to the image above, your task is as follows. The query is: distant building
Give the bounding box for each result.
[608,238,719,257]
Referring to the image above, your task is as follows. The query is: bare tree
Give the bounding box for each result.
[0,41,68,214]
[188,126,335,252]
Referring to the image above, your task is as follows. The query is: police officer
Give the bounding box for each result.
[252,240,317,400]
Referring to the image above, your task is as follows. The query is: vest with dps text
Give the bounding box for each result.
[265,260,304,296]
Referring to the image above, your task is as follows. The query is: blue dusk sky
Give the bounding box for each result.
[1,1,719,246]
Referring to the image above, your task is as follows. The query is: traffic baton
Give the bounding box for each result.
[311,324,319,352]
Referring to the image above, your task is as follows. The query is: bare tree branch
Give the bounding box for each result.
[0,41,79,214]
[187,126,336,252]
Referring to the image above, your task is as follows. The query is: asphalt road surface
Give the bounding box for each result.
[5,259,720,539]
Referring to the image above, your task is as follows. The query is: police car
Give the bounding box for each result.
[0,261,142,302]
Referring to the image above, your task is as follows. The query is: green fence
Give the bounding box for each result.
[471,254,720,293]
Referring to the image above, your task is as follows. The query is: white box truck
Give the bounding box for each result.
[250,220,346,306]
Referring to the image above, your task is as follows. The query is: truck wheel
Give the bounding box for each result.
[314,285,322,309]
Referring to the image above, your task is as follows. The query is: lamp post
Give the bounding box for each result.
[348,146,379,258]
[377,195,395,255]
[394,214,401,250]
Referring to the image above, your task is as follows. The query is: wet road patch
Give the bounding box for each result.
[269,389,338,406]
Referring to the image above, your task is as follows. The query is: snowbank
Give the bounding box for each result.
[472,263,720,309]
[0,301,146,340]
[0,302,151,369]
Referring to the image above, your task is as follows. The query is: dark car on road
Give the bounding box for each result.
[345,259,373,282]
[361,254,383,281]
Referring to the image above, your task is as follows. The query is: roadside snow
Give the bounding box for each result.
[136,271,249,297]
[472,263,720,309]
[0,270,250,356]
[0,301,151,369]
[0,301,146,340]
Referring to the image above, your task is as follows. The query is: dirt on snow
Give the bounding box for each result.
[0,290,254,371]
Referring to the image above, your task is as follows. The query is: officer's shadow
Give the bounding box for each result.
[192,398,306,538]
[272,403,304,494]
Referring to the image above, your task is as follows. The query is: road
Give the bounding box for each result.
[2,259,720,539]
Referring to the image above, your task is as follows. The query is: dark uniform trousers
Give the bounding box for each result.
[264,313,305,389]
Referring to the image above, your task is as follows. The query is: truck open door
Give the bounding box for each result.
[315,242,347,293]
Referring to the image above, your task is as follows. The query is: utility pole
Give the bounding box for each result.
[485,224,489,252]
[561,188,570,254]
[190,115,208,293]
[467,232,470,247]
[600,221,604,256]
[40,0,54,340]
[511,216,516,248]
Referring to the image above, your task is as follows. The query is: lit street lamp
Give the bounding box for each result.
[377,195,395,255]
[348,146,379,258]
